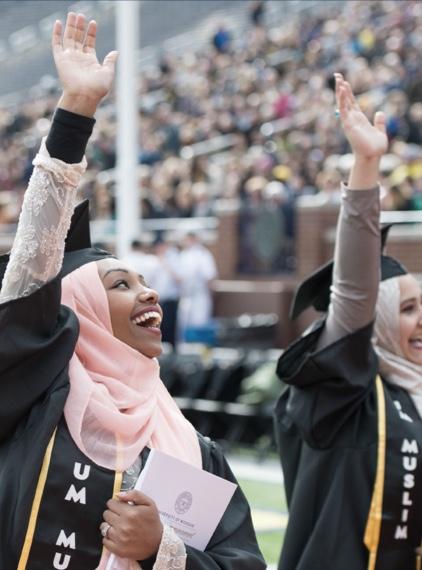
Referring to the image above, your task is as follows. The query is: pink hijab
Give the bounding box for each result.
[61,261,201,472]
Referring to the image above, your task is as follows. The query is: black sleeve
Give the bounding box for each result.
[0,276,79,441]
[46,108,95,163]
[275,320,378,448]
[138,554,156,569]
[182,435,266,569]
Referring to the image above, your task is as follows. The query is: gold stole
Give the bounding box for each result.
[364,375,386,570]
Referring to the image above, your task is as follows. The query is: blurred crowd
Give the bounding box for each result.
[0,0,422,273]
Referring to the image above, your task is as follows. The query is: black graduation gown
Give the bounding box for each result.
[274,320,422,570]
[0,251,265,569]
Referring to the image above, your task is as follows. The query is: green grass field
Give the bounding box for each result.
[238,478,286,565]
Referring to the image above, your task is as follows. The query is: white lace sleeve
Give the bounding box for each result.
[147,525,186,570]
[0,138,87,303]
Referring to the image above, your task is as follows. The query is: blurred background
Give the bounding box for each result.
[1,0,422,565]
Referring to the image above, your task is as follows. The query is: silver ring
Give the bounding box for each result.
[100,522,111,539]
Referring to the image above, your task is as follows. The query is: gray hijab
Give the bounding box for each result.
[373,276,422,417]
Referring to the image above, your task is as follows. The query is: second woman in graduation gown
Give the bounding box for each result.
[275,75,422,569]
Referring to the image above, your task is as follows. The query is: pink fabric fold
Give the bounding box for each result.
[61,261,202,473]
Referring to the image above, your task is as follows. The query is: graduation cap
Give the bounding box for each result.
[290,224,408,320]
[0,200,112,289]
[65,199,92,252]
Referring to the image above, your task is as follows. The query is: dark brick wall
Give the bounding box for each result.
[211,203,422,348]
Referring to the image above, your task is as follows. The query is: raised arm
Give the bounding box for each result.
[318,74,388,348]
[0,13,117,302]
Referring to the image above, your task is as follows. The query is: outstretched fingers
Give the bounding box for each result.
[373,111,386,134]
[83,20,97,54]
[335,73,369,129]
[337,86,347,117]
[343,80,360,111]
[52,13,99,56]
[51,20,63,53]
[335,73,346,109]
[335,74,349,121]
[74,13,87,49]
[335,75,353,111]
[62,12,78,50]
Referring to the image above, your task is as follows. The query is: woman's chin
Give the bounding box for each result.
[405,346,422,366]
[138,343,163,359]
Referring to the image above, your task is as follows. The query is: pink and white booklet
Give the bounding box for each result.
[106,449,237,568]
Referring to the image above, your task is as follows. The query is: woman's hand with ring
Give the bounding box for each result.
[100,521,112,539]
[101,490,163,560]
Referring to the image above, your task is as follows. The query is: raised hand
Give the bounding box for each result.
[52,12,118,116]
[335,73,388,160]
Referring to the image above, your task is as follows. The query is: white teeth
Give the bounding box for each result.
[131,311,162,327]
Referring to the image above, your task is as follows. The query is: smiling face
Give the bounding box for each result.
[96,258,163,358]
[398,273,422,365]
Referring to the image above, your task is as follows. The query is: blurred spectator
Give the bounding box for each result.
[211,25,232,54]
[238,177,294,273]
[191,182,215,217]
[177,232,218,342]
[149,235,182,347]
[381,183,412,211]
[406,103,422,145]
[409,174,422,210]
[253,181,287,273]
[249,0,266,28]
[122,239,160,286]
[0,192,16,224]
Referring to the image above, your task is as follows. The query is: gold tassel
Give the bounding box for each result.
[416,539,422,570]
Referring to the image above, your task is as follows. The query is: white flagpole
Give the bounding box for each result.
[115,0,140,259]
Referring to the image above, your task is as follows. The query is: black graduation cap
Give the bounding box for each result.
[0,200,112,289]
[290,224,408,320]
[65,198,92,252]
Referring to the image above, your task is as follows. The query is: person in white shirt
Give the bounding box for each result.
[122,239,161,289]
[149,236,182,347]
[177,232,218,343]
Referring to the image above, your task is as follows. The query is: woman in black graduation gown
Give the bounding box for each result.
[0,13,265,570]
[275,74,422,569]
